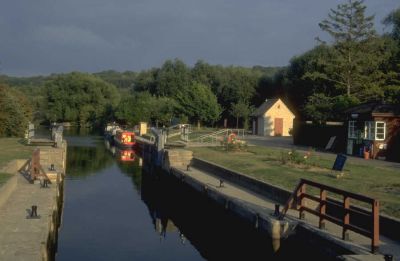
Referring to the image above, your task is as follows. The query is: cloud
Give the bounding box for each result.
[0,0,398,76]
[32,25,112,48]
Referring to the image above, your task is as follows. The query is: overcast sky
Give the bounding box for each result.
[0,0,398,76]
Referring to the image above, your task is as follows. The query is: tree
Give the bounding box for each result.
[303,93,335,123]
[0,84,32,137]
[175,82,221,127]
[383,8,400,41]
[155,59,191,97]
[115,92,178,126]
[308,0,388,101]
[230,102,252,129]
[133,68,159,94]
[45,72,120,126]
[383,8,400,103]
[149,97,177,127]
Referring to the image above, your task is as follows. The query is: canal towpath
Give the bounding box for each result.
[0,143,66,261]
[169,162,400,261]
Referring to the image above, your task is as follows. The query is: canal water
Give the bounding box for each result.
[56,133,334,260]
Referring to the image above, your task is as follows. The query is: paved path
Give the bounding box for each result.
[179,165,400,260]
[0,143,65,261]
[0,172,57,260]
[243,135,400,169]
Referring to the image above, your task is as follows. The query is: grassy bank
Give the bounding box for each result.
[190,146,400,218]
[0,138,34,187]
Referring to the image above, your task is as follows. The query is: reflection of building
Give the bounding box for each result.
[252,98,295,136]
[140,173,187,243]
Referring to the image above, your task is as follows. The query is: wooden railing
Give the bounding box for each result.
[279,178,379,253]
[30,148,50,183]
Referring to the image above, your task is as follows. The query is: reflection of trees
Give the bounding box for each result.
[66,145,114,178]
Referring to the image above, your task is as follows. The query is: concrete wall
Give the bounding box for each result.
[257,117,264,136]
[191,157,400,241]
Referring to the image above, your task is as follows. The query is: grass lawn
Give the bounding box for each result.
[190,146,400,218]
[0,138,34,187]
[0,173,13,186]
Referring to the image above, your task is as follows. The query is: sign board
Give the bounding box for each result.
[332,154,347,171]
[325,136,336,150]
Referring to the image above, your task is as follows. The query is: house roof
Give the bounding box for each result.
[251,98,279,117]
[345,102,400,116]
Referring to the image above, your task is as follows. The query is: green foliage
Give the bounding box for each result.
[303,93,360,122]
[279,149,308,165]
[312,0,391,101]
[155,59,191,97]
[133,60,264,126]
[44,72,120,126]
[94,70,137,89]
[115,92,178,126]
[384,8,400,41]
[230,101,253,129]
[0,84,32,137]
[175,82,221,126]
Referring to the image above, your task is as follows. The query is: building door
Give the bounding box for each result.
[347,139,354,155]
[274,118,283,136]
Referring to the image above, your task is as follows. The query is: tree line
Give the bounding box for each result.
[0,0,399,136]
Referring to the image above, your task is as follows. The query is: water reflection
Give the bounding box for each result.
[58,134,335,261]
[66,145,114,179]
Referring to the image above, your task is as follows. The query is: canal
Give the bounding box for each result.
[56,133,334,260]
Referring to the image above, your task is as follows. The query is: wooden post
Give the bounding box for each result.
[342,196,350,240]
[31,149,41,181]
[298,184,306,219]
[372,200,379,253]
[319,189,326,229]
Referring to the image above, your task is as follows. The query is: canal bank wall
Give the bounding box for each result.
[0,142,66,261]
[191,157,400,243]
[149,147,399,260]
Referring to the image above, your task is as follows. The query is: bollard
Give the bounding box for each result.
[343,232,350,241]
[219,179,224,188]
[254,213,259,229]
[384,254,393,261]
[31,205,38,218]
[274,204,280,216]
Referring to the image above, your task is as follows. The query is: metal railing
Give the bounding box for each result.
[279,178,379,253]
[188,129,246,145]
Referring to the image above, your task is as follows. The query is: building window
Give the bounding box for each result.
[375,121,386,141]
[364,121,386,141]
[348,121,356,138]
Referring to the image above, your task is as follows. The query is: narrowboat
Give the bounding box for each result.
[104,123,121,142]
[113,130,136,148]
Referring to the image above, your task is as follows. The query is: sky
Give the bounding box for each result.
[0,0,398,76]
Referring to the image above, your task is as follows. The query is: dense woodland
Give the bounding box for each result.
[0,1,399,137]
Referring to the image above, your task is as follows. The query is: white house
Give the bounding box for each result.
[252,98,295,136]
